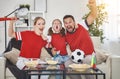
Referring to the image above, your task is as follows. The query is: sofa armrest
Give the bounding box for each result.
[110,55,120,79]
[0,56,6,79]
[96,54,111,79]
[97,55,120,79]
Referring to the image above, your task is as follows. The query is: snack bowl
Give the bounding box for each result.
[69,64,91,72]
[24,58,39,68]
[45,58,58,65]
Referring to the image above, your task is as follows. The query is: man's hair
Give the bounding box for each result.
[63,15,75,22]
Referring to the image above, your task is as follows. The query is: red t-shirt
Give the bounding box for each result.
[15,31,47,58]
[51,34,67,56]
[65,24,94,55]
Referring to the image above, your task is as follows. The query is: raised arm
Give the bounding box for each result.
[8,17,17,38]
[86,0,97,26]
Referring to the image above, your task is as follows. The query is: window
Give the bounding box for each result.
[101,0,120,41]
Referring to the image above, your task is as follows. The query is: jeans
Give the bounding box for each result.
[54,55,70,64]
[54,55,70,79]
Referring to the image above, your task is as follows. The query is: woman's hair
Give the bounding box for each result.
[48,19,65,36]
[33,17,45,25]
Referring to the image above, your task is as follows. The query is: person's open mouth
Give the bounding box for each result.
[56,26,58,29]
[39,28,43,31]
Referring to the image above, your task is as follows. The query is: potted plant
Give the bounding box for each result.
[19,4,25,9]
[25,4,30,10]
[82,3,108,43]
[19,4,30,10]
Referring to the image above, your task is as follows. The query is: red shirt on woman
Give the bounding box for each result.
[15,31,47,58]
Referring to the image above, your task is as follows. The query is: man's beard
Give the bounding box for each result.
[67,26,76,34]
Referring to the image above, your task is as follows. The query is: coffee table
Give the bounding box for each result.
[23,64,65,79]
[23,64,105,79]
[65,67,106,79]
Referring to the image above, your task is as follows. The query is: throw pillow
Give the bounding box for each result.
[95,49,108,64]
[4,47,20,65]
[40,47,52,61]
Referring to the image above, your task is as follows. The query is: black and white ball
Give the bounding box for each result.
[71,49,85,63]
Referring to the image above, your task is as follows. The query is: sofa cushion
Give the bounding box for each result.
[4,48,20,65]
[4,47,51,65]
[95,49,108,64]
[40,47,52,61]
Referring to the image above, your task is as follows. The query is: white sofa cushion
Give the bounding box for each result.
[4,48,20,65]
[95,48,109,64]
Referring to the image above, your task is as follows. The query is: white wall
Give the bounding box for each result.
[1,0,119,56]
[45,0,88,34]
[0,0,89,56]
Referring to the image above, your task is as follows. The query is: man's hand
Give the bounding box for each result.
[88,0,96,9]
[86,0,97,26]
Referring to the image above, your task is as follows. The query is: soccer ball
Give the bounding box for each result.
[71,49,85,63]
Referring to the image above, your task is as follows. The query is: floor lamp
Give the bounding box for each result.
[5,8,20,48]
[0,7,28,48]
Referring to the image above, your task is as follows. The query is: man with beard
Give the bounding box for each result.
[63,0,97,79]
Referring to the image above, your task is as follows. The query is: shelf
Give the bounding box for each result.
[28,11,45,27]
[28,11,45,14]
[15,11,45,32]
[15,26,33,27]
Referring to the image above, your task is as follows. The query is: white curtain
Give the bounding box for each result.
[97,0,120,55]
[98,0,119,41]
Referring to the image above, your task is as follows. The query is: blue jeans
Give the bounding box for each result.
[54,55,70,64]
[54,55,70,79]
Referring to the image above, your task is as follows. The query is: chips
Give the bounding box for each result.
[25,60,38,67]
[69,64,91,72]
[46,60,58,65]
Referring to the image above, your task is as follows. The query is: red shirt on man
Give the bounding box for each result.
[65,24,94,55]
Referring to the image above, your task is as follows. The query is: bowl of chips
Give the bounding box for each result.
[69,64,91,72]
[45,58,58,65]
[24,58,39,68]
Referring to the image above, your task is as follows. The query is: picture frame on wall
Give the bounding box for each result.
[34,0,47,12]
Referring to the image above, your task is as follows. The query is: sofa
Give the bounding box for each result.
[0,38,120,79]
